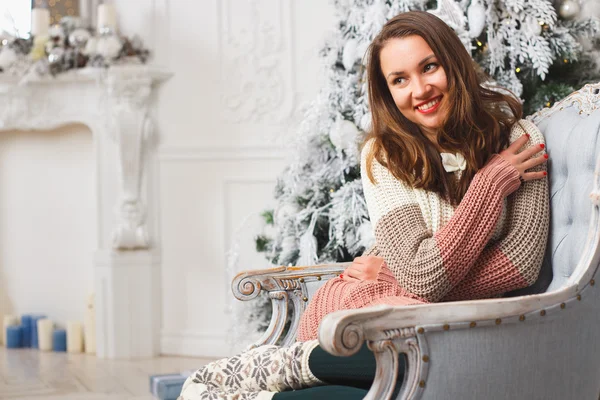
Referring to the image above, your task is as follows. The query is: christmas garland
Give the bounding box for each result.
[0,16,149,78]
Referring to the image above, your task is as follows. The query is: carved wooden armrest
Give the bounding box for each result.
[231,263,348,347]
[318,283,585,400]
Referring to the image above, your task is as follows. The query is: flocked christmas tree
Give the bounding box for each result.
[231,0,600,343]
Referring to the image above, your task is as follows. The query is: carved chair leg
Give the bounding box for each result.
[364,340,401,400]
[250,291,289,348]
[280,290,305,347]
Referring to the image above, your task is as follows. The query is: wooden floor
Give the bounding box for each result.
[0,346,215,399]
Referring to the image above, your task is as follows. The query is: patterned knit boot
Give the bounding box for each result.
[179,340,323,400]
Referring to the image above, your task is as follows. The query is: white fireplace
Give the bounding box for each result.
[0,65,171,358]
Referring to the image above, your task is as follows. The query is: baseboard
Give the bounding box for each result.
[160,330,232,358]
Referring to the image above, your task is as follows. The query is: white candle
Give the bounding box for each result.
[66,321,83,353]
[31,8,50,37]
[97,3,117,33]
[84,293,96,354]
[2,315,19,346]
[37,319,53,351]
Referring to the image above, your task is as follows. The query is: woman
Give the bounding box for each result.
[180,10,549,400]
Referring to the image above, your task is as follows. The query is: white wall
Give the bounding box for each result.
[0,125,96,328]
[114,0,337,357]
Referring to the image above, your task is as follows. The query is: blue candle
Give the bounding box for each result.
[52,329,67,352]
[21,315,32,347]
[30,315,47,348]
[6,325,22,348]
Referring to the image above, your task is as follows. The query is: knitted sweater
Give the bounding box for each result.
[297,120,550,342]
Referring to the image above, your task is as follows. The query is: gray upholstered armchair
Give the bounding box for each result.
[232,82,600,400]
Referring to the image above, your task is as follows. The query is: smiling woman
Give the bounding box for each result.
[179,10,550,400]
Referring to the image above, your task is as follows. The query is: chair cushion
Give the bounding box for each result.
[529,85,600,293]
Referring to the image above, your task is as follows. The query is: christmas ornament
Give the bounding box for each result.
[96,35,122,59]
[559,0,581,20]
[68,28,92,49]
[467,0,486,38]
[49,24,65,41]
[48,46,65,64]
[0,47,17,69]
[330,118,359,153]
[83,37,98,55]
[523,16,542,36]
[342,38,358,71]
[429,0,467,35]
[360,112,372,132]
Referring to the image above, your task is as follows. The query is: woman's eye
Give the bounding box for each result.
[393,77,407,85]
[424,63,438,72]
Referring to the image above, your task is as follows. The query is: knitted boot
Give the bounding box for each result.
[179,340,323,400]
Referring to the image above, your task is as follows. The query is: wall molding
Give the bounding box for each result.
[159,146,287,161]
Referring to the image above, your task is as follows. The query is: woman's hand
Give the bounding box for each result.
[341,256,385,282]
[498,134,548,182]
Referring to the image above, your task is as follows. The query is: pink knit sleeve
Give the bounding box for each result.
[362,143,521,303]
[443,121,550,300]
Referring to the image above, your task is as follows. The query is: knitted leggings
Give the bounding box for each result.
[179,342,405,400]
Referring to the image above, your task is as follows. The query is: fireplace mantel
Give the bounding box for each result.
[0,65,172,358]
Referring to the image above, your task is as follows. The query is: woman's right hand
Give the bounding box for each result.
[498,134,548,182]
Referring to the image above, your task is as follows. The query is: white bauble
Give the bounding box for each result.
[68,28,91,48]
[49,24,65,41]
[523,16,542,36]
[0,47,17,69]
[559,0,581,20]
[83,36,98,55]
[360,112,372,132]
[580,1,600,20]
[96,35,122,60]
[356,41,370,65]
[342,38,358,71]
[330,118,359,152]
[467,0,486,38]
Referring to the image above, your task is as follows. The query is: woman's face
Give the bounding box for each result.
[380,35,449,136]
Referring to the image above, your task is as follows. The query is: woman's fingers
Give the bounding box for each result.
[520,153,548,171]
[515,143,546,162]
[505,134,530,153]
[522,170,548,182]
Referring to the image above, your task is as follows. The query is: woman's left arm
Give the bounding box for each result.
[443,120,550,300]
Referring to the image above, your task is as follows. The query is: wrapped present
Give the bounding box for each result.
[149,372,190,400]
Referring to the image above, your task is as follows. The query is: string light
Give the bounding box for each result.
[515,67,521,73]
[564,59,569,64]
[546,102,552,107]
[476,40,483,47]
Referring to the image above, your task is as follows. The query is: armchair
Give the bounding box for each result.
[231,82,600,399]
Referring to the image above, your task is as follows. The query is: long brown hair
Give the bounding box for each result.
[364,11,522,205]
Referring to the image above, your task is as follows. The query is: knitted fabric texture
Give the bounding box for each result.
[297,120,549,342]
[179,340,323,400]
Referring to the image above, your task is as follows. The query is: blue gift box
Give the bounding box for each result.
[149,373,190,400]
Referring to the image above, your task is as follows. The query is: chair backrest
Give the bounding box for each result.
[526,83,600,293]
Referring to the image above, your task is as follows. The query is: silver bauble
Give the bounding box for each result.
[48,47,65,64]
[68,28,91,48]
[467,0,486,38]
[559,0,581,20]
[523,16,542,36]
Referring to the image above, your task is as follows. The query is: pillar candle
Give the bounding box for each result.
[97,3,117,32]
[37,319,53,351]
[20,315,32,347]
[2,315,18,346]
[84,294,96,354]
[66,321,83,353]
[52,329,67,352]
[30,315,46,348]
[6,326,22,348]
[31,8,50,37]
